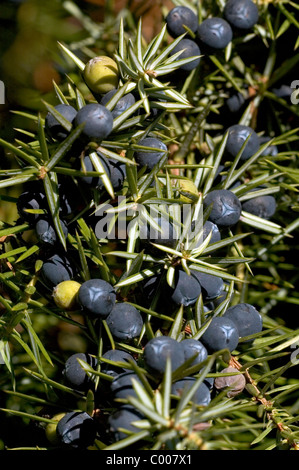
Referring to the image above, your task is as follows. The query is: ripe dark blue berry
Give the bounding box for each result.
[223,303,263,339]
[203,189,241,227]
[78,278,116,318]
[134,137,168,171]
[58,185,76,217]
[105,303,143,341]
[108,406,144,441]
[191,270,224,301]
[80,153,111,188]
[242,194,277,220]
[171,269,202,307]
[224,0,259,30]
[204,376,215,390]
[192,220,221,248]
[81,152,126,191]
[108,159,126,191]
[210,288,228,309]
[202,221,221,245]
[226,92,245,113]
[41,253,73,287]
[180,338,208,367]
[171,377,211,406]
[63,353,97,391]
[200,317,239,352]
[80,154,101,186]
[17,190,47,223]
[170,39,201,71]
[271,84,293,99]
[213,164,241,190]
[74,103,113,141]
[83,153,126,191]
[140,215,178,251]
[110,371,142,400]
[207,281,235,310]
[101,349,136,378]
[35,217,68,246]
[141,274,162,302]
[166,6,198,38]
[226,124,260,161]
[197,18,233,50]
[143,336,185,377]
[259,136,278,157]
[100,89,136,118]
[45,104,77,141]
[56,411,97,449]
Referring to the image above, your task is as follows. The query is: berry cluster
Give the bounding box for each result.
[166,0,259,71]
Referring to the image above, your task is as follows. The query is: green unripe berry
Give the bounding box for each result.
[45,413,66,445]
[177,179,199,204]
[83,56,119,95]
[53,280,81,310]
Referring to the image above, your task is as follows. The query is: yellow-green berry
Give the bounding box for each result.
[53,280,81,310]
[45,412,66,445]
[177,179,199,204]
[83,56,119,95]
